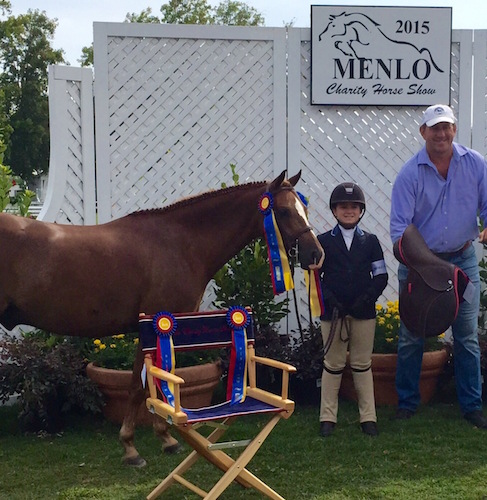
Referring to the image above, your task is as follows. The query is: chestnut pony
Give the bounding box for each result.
[0,170,324,466]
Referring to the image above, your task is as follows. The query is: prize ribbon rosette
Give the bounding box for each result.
[153,312,177,406]
[226,307,250,404]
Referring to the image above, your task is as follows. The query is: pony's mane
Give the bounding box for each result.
[128,180,267,217]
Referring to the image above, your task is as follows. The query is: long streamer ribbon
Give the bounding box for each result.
[305,269,325,317]
[260,192,294,294]
[226,307,250,404]
[153,312,177,406]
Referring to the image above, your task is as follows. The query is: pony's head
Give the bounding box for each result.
[266,171,324,270]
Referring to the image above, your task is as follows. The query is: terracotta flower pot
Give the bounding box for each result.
[86,361,222,425]
[339,349,448,406]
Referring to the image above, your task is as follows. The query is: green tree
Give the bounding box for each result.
[159,0,214,24]
[0,7,64,181]
[214,0,264,26]
[80,0,264,67]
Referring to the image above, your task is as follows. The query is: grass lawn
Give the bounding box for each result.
[1,397,487,499]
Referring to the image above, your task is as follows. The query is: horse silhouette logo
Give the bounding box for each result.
[318,11,444,74]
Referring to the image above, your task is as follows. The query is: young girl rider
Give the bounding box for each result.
[318,182,388,437]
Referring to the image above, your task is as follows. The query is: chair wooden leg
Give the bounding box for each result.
[204,415,284,500]
[147,424,230,500]
[149,415,286,499]
[177,415,284,499]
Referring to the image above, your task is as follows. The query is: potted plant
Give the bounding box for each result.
[340,300,449,405]
[84,333,223,425]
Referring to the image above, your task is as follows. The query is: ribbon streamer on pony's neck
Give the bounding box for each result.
[226,306,250,405]
[259,192,294,295]
[153,312,177,406]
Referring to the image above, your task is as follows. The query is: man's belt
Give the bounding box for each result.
[435,241,471,260]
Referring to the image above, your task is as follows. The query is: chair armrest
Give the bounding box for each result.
[246,387,295,418]
[252,355,296,373]
[147,365,185,414]
[250,354,296,401]
[149,365,186,385]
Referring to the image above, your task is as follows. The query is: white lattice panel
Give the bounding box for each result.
[473,30,487,155]
[94,24,287,222]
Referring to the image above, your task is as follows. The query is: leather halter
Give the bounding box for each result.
[291,225,312,242]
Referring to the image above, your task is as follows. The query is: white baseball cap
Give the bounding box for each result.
[421,104,456,127]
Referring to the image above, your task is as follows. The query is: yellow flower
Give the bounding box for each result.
[374,300,444,354]
[87,332,139,370]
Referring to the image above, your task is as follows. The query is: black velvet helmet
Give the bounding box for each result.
[329,182,366,212]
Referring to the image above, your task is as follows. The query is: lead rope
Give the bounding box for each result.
[341,316,351,343]
[323,307,339,356]
[324,311,351,356]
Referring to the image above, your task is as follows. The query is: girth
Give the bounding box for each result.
[393,224,470,338]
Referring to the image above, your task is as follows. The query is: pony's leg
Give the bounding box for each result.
[119,348,151,467]
[153,417,181,454]
[119,383,148,467]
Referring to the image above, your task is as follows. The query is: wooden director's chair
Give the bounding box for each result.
[139,307,296,499]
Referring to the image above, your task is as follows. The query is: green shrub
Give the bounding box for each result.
[288,321,323,383]
[0,331,104,432]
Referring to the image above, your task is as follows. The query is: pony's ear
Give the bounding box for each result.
[288,170,301,187]
[268,170,286,192]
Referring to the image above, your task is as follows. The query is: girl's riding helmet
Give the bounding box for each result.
[329,182,366,213]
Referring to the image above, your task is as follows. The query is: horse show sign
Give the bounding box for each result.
[311,6,452,105]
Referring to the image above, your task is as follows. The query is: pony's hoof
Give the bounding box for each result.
[164,443,182,454]
[124,455,147,468]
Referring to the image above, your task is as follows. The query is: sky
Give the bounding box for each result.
[9,0,487,65]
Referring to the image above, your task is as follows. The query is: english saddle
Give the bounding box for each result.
[393,224,470,338]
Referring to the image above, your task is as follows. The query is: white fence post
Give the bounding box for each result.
[38,65,96,225]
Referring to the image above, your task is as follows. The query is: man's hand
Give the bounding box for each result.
[480,229,487,244]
